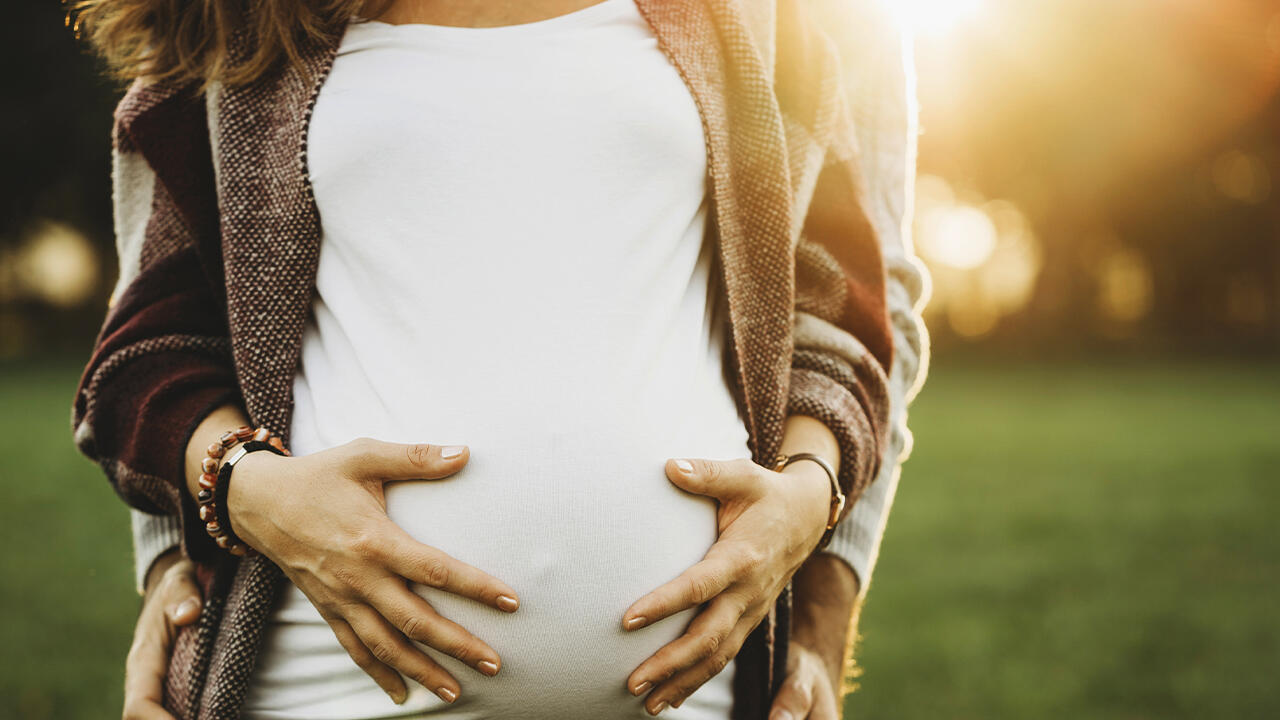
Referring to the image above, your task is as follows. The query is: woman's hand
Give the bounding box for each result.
[224,438,520,705]
[123,549,202,720]
[620,454,833,714]
[767,643,841,720]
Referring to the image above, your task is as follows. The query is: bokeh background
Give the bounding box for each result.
[2,0,1277,718]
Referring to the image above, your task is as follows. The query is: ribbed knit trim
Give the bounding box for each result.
[132,509,182,595]
[819,461,901,599]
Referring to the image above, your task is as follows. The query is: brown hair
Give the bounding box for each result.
[65,0,391,92]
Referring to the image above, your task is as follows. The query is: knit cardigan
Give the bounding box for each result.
[126,0,928,604]
[71,0,902,717]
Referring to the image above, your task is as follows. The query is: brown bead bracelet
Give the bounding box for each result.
[198,425,290,557]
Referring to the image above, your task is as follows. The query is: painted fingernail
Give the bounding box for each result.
[478,660,499,676]
[441,445,466,459]
[674,459,694,473]
[438,687,457,703]
[624,615,647,630]
[632,680,652,695]
[497,594,519,612]
[650,700,669,715]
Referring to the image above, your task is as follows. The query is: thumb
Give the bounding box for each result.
[166,596,202,627]
[164,561,204,627]
[768,668,815,720]
[665,457,758,500]
[343,437,469,482]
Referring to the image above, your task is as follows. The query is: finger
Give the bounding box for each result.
[626,591,748,696]
[123,603,177,720]
[645,614,757,714]
[665,456,761,500]
[375,521,520,613]
[344,437,469,482]
[368,576,502,676]
[161,565,203,627]
[318,609,409,705]
[809,676,841,720]
[768,666,817,720]
[345,604,461,704]
[622,540,752,630]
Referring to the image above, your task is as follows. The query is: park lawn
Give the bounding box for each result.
[1,357,1277,719]
[844,360,1280,720]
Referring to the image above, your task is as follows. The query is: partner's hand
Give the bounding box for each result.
[621,456,832,713]
[225,438,520,705]
[767,643,841,720]
[123,549,202,720]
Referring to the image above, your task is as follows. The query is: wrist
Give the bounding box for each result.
[184,403,251,503]
[779,460,835,552]
[222,447,285,551]
[778,414,844,551]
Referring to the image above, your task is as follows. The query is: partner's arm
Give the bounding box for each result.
[773,4,927,717]
[812,0,929,606]
[71,77,245,568]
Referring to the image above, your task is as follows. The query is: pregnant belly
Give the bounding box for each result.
[243,423,749,720]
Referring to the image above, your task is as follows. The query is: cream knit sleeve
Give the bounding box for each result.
[812,0,930,597]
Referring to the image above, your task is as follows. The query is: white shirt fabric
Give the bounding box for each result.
[240,1,751,718]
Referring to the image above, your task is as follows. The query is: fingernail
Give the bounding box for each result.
[388,688,407,705]
[624,615,647,630]
[497,594,519,612]
[674,459,693,473]
[770,711,794,720]
[438,687,457,703]
[441,445,465,459]
[650,700,668,715]
[632,680,652,695]
[478,660,499,676]
[175,598,200,618]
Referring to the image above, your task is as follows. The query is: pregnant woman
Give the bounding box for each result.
[70,0,923,718]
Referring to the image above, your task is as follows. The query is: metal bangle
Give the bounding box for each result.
[773,451,845,551]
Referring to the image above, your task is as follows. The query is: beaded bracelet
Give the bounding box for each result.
[198,425,290,557]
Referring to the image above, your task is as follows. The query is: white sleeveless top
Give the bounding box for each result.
[241,1,751,718]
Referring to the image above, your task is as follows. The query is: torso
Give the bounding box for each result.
[240,1,751,718]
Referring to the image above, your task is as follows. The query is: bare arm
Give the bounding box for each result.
[181,402,249,503]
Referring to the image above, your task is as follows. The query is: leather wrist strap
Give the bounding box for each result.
[198,424,289,558]
[214,440,287,556]
[773,451,845,552]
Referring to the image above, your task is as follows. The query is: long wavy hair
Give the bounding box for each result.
[65,0,392,91]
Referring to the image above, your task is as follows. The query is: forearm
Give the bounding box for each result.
[779,413,841,474]
[790,552,861,695]
[182,402,252,503]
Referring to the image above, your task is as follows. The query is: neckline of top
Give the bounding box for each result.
[350,0,634,36]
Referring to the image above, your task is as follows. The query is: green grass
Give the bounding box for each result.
[844,360,1280,719]
[1,359,137,720]
[1,358,1277,719]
